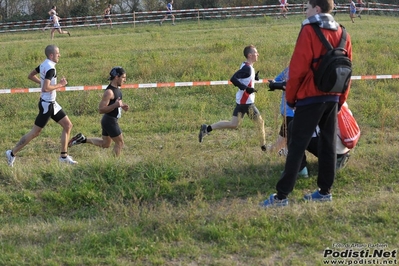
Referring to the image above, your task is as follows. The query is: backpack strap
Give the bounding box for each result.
[338,25,347,49]
[311,23,347,50]
[311,23,333,50]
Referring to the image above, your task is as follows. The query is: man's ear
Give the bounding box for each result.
[316,5,322,13]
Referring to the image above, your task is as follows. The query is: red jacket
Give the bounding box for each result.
[286,24,352,107]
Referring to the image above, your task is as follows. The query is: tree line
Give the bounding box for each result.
[0,0,396,22]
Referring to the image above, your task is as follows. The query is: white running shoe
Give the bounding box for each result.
[5,150,15,167]
[59,155,78,165]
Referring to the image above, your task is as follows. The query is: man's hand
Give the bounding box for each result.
[115,97,124,107]
[59,77,68,87]
[122,104,129,111]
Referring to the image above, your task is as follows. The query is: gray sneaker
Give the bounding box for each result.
[5,150,15,167]
[336,152,350,170]
[198,124,208,143]
[68,133,86,147]
[278,147,288,156]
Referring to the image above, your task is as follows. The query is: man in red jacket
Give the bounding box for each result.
[261,0,352,207]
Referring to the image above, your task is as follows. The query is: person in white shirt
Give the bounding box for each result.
[199,45,267,151]
[6,45,77,166]
[279,0,289,18]
[42,6,57,31]
[50,12,70,39]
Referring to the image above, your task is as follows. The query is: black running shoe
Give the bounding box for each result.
[198,124,208,143]
[68,133,86,147]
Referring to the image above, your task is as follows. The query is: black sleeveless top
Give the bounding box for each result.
[105,85,122,118]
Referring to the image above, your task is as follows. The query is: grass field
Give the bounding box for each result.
[0,13,399,265]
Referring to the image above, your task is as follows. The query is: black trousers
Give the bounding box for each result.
[276,102,338,198]
[286,121,319,171]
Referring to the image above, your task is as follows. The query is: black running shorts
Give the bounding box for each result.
[101,114,122,138]
[232,103,261,120]
[34,99,67,128]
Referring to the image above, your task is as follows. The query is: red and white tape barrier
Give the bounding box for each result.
[1,74,398,94]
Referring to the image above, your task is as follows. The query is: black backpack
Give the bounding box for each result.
[311,24,352,93]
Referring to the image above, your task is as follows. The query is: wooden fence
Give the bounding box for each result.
[0,3,398,33]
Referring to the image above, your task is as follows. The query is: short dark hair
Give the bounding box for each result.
[109,66,126,80]
[309,0,334,13]
[243,45,256,58]
[45,45,57,58]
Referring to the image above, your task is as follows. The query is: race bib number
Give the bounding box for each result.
[117,107,122,119]
[53,102,62,115]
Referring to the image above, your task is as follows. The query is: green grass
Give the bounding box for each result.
[1,14,399,265]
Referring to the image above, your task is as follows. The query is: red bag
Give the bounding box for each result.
[337,104,360,149]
